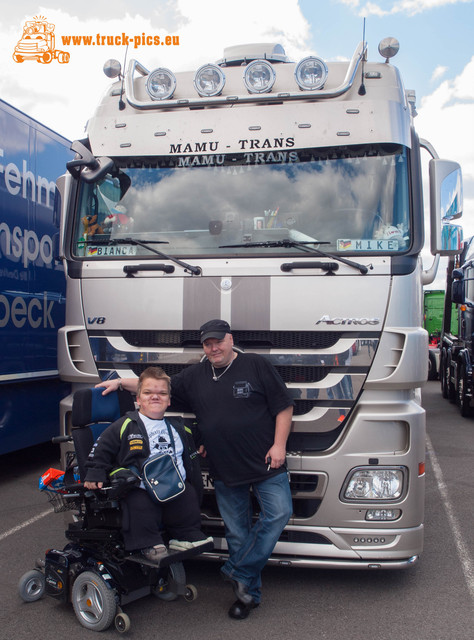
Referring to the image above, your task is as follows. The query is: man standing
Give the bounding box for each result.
[97,319,293,619]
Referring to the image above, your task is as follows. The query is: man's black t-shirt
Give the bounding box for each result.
[170,352,293,486]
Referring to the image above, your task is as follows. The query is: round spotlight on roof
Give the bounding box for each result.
[294,56,328,91]
[103,59,122,79]
[146,68,177,101]
[194,63,226,97]
[243,59,276,94]
[378,37,400,62]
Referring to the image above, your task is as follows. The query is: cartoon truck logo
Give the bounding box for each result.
[13,16,69,64]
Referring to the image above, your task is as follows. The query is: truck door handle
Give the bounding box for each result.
[280,261,339,273]
[123,264,175,277]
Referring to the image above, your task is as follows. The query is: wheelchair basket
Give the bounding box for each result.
[39,467,81,513]
[45,490,82,513]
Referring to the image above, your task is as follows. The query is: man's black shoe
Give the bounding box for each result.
[222,575,253,605]
[228,599,260,620]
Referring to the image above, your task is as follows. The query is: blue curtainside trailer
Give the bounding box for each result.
[0,98,72,454]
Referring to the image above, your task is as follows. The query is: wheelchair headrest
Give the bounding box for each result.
[70,387,135,482]
[72,387,136,428]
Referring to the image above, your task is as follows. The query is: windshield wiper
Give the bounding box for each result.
[81,237,201,275]
[219,239,368,274]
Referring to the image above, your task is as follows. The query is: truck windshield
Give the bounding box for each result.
[72,143,410,259]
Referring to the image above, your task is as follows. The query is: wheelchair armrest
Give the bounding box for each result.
[52,435,73,444]
[108,475,140,499]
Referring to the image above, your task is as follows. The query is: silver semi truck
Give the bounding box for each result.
[56,38,463,569]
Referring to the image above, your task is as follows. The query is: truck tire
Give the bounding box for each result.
[441,349,455,401]
[445,351,456,403]
[456,363,473,417]
[440,350,448,398]
[428,351,437,380]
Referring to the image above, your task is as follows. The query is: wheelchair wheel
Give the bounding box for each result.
[184,584,198,602]
[18,569,46,602]
[115,611,131,633]
[152,561,186,601]
[72,570,117,631]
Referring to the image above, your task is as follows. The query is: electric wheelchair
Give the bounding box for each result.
[18,387,213,633]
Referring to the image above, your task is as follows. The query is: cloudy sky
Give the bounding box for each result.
[1,0,473,286]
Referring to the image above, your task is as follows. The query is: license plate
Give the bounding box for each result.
[86,245,138,257]
[201,470,214,490]
[337,238,399,251]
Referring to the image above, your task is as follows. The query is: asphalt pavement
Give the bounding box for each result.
[0,380,473,640]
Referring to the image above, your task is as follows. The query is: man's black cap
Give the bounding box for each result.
[200,319,231,343]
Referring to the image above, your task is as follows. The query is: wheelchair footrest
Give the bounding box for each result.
[126,541,214,569]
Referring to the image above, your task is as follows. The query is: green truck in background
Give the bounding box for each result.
[424,289,458,379]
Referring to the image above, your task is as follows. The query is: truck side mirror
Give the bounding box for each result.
[67,139,114,183]
[429,160,463,256]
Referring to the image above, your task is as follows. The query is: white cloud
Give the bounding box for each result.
[0,2,310,140]
[3,0,472,282]
[417,56,474,182]
[359,2,390,17]
[431,65,448,82]
[418,56,474,283]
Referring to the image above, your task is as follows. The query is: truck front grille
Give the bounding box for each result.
[89,329,380,451]
[121,329,341,350]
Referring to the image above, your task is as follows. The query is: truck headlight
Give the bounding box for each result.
[243,59,276,94]
[146,68,176,101]
[342,467,405,502]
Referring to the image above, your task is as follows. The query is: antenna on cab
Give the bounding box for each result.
[358,17,367,96]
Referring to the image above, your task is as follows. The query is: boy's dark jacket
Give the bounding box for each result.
[84,410,203,502]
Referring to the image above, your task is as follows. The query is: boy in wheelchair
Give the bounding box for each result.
[83,366,212,562]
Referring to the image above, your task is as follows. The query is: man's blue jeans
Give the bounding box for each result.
[215,471,292,603]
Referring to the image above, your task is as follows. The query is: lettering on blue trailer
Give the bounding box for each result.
[0,292,55,329]
[0,99,73,454]
[0,222,53,268]
[0,147,56,207]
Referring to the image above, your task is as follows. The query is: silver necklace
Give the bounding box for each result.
[211,358,234,381]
